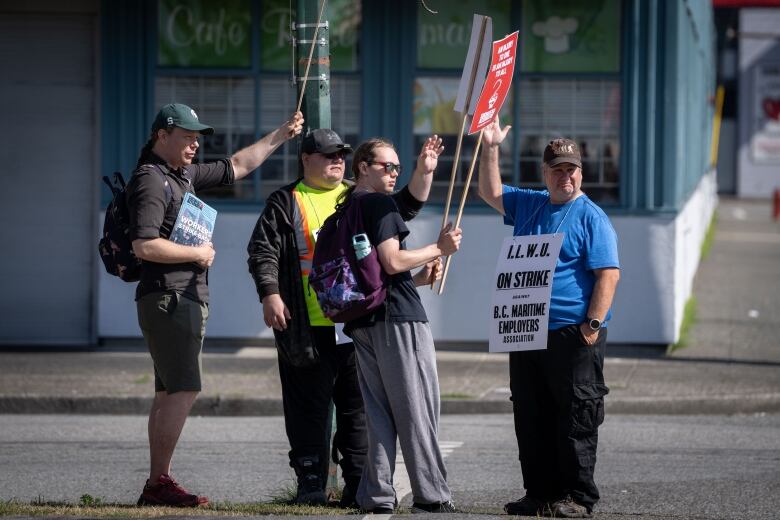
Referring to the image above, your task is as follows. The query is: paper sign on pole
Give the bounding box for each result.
[469,31,519,135]
[489,234,563,353]
[454,14,493,115]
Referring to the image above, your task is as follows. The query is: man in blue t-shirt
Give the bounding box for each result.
[478,117,620,519]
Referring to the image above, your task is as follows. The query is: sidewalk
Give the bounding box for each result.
[1,198,778,416]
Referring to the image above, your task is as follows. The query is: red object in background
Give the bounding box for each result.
[713,0,780,7]
[774,189,780,221]
[764,98,780,121]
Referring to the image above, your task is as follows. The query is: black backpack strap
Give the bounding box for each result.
[151,164,174,206]
[113,172,126,189]
[102,174,121,196]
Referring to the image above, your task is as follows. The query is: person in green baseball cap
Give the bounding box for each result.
[128,104,303,507]
[151,103,215,135]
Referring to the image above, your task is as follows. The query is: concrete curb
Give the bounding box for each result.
[2,394,780,416]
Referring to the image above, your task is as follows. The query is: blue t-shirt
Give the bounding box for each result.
[502,187,620,330]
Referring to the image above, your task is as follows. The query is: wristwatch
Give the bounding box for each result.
[587,318,602,331]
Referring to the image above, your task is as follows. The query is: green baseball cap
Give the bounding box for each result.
[152,103,214,135]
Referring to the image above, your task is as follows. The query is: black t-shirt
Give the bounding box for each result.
[346,193,428,333]
[127,152,234,303]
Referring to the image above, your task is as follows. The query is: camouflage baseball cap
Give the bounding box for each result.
[543,138,582,168]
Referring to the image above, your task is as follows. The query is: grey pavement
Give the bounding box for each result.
[1,197,779,416]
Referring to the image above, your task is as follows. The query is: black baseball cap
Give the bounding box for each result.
[152,103,214,135]
[301,128,353,155]
[543,138,582,168]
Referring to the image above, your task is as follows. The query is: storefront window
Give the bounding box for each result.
[158,0,252,68]
[417,0,511,69]
[414,0,622,205]
[518,79,621,204]
[413,77,512,203]
[521,0,620,73]
[258,76,361,201]
[155,76,257,199]
[155,0,362,203]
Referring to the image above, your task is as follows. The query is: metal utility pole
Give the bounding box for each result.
[293,0,337,496]
[294,0,331,132]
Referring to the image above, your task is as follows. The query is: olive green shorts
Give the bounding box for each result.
[136,291,209,393]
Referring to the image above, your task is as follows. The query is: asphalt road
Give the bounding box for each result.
[1,413,778,519]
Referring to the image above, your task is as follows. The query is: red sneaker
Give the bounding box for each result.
[137,474,208,507]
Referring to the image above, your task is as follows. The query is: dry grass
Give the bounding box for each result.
[0,499,351,517]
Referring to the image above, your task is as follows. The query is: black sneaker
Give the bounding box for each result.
[504,495,549,516]
[339,477,360,508]
[411,500,456,513]
[548,496,592,518]
[293,473,327,506]
[364,506,394,514]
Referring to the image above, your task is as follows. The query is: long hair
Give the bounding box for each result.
[135,128,172,169]
[337,137,395,208]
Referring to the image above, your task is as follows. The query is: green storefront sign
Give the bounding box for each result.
[521,0,620,73]
[417,0,511,69]
[158,0,252,68]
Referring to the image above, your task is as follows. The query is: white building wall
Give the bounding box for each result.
[98,173,718,346]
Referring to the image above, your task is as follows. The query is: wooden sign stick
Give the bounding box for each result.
[432,15,489,290]
[438,129,483,295]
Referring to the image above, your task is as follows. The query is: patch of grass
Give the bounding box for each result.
[0,498,347,517]
[267,478,297,505]
[441,392,474,399]
[668,296,697,354]
[700,211,717,261]
[79,494,104,507]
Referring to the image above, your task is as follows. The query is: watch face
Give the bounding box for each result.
[589,319,601,330]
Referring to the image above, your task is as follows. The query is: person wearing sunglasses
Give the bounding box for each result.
[247,128,444,507]
[335,137,462,514]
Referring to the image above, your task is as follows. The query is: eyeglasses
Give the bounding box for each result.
[320,151,348,160]
[366,160,402,174]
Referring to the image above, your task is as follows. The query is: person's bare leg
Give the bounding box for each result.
[148,390,198,482]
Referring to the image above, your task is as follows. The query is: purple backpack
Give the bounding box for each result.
[309,193,389,323]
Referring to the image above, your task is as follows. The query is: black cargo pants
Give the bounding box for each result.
[278,326,367,483]
[509,324,609,512]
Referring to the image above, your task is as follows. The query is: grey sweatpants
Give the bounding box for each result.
[350,321,452,510]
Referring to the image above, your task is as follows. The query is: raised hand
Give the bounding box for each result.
[417,134,445,174]
[482,116,511,147]
[285,111,304,139]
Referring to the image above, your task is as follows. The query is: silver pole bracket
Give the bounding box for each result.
[292,37,327,47]
[291,73,329,85]
[291,21,329,30]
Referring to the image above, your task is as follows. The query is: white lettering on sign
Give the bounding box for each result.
[166,4,247,56]
[497,40,514,53]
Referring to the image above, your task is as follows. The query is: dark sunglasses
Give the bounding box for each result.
[366,160,402,174]
[321,150,348,160]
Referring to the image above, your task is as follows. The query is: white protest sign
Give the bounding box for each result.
[453,14,493,115]
[489,234,563,352]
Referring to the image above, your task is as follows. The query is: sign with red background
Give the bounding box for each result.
[469,31,519,135]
